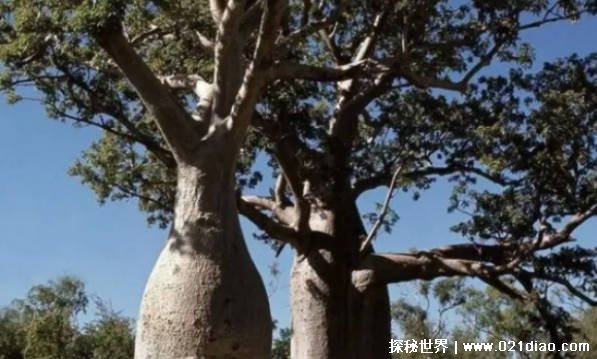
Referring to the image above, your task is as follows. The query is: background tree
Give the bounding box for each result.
[574,307,597,359]
[272,326,292,359]
[391,279,597,359]
[0,276,134,359]
[2,1,596,358]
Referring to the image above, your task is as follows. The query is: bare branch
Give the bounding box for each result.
[194,31,215,53]
[558,204,597,238]
[158,74,212,99]
[251,111,307,204]
[519,15,575,31]
[274,174,290,206]
[458,40,503,86]
[523,271,597,306]
[398,64,468,93]
[241,195,277,210]
[318,28,345,63]
[360,164,403,253]
[352,164,512,197]
[210,0,228,23]
[238,195,300,246]
[481,277,528,301]
[353,251,530,292]
[353,10,387,62]
[242,194,296,226]
[130,25,162,46]
[251,109,313,234]
[352,252,472,291]
[53,107,176,170]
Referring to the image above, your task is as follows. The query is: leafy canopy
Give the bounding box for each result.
[0,276,134,359]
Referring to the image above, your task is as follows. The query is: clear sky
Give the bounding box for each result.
[1,15,596,332]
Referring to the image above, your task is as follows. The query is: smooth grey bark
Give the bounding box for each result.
[135,158,271,358]
[91,4,288,357]
[289,205,391,359]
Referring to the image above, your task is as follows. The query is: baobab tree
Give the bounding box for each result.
[1,1,595,359]
[1,0,288,357]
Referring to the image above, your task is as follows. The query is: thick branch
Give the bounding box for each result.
[212,0,249,117]
[238,195,300,246]
[354,203,595,289]
[252,109,313,233]
[274,174,290,206]
[240,0,267,33]
[353,251,526,291]
[251,111,307,202]
[481,277,528,301]
[242,194,296,226]
[227,0,288,142]
[210,0,228,23]
[159,74,213,100]
[94,29,201,162]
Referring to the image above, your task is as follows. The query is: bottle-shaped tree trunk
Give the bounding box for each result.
[135,162,271,358]
[289,205,391,359]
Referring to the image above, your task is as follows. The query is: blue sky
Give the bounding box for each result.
[1,16,596,332]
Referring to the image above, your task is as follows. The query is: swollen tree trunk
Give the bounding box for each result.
[79,4,288,357]
[290,254,391,359]
[135,160,272,358]
[290,204,391,359]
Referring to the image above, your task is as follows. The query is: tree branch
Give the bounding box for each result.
[242,194,296,226]
[130,25,163,46]
[227,0,288,142]
[270,60,374,81]
[318,27,345,64]
[238,195,300,246]
[352,164,512,197]
[212,0,249,117]
[360,164,403,253]
[210,0,228,23]
[523,271,597,306]
[194,31,215,54]
[94,28,201,163]
[353,202,595,290]
[158,74,213,102]
[52,107,176,170]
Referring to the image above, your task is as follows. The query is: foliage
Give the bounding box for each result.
[573,307,597,359]
[272,327,292,359]
[0,0,593,229]
[1,0,596,353]
[0,276,134,359]
[391,279,596,359]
